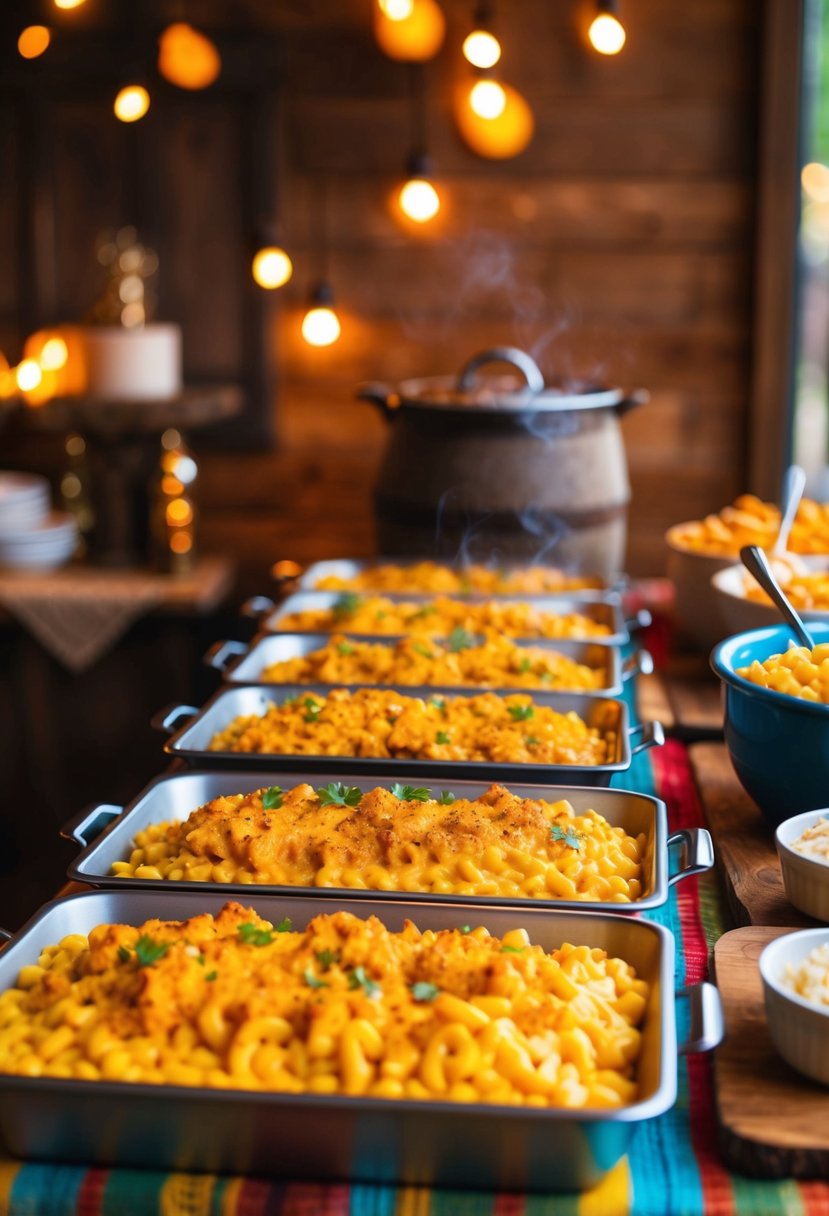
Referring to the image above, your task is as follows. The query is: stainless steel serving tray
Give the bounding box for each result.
[151,684,664,786]
[251,590,648,647]
[295,557,628,598]
[0,890,722,1189]
[205,631,652,698]
[63,769,713,914]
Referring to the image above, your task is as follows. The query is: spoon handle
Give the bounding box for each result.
[773,464,807,556]
[740,545,815,649]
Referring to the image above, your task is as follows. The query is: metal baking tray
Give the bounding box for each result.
[0,889,722,1188]
[151,684,664,786]
[205,631,652,698]
[249,590,649,647]
[294,557,628,598]
[63,769,713,914]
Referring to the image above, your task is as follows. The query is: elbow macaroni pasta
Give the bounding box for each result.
[113,781,646,904]
[313,562,604,595]
[207,688,616,767]
[670,494,829,557]
[737,642,829,704]
[0,903,649,1109]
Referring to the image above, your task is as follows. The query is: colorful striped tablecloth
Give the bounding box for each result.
[0,744,827,1214]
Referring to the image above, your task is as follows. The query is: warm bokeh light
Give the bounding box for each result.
[588,13,626,54]
[54,0,86,8]
[170,531,193,554]
[114,85,150,123]
[272,559,302,580]
[166,498,194,527]
[18,26,51,59]
[378,0,415,17]
[373,0,445,61]
[40,337,68,371]
[16,360,43,392]
[252,246,293,290]
[802,162,829,203]
[455,80,534,159]
[462,30,501,69]
[469,79,506,120]
[398,177,441,223]
[0,353,13,400]
[158,23,221,90]
[301,306,341,347]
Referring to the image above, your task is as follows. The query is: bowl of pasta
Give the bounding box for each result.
[759,927,829,1086]
[710,622,829,826]
[711,555,829,636]
[775,810,829,922]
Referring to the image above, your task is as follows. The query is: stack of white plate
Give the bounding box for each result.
[0,472,77,571]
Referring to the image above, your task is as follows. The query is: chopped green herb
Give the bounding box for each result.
[332,592,362,617]
[390,784,431,802]
[315,949,339,970]
[437,790,456,805]
[501,945,525,955]
[411,981,440,1002]
[117,945,131,963]
[526,735,539,747]
[460,924,471,933]
[551,824,583,851]
[413,642,435,660]
[304,967,329,989]
[447,626,475,653]
[206,970,218,982]
[317,782,362,808]
[196,954,206,966]
[428,695,447,713]
[411,604,437,620]
[435,731,451,745]
[375,610,387,621]
[348,966,381,998]
[262,785,283,809]
[518,657,532,673]
[133,936,170,968]
[304,696,323,724]
[540,671,553,683]
[276,918,293,933]
[336,640,355,655]
[508,704,535,721]
[238,922,274,947]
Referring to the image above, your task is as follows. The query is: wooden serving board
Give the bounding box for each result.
[713,927,829,1178]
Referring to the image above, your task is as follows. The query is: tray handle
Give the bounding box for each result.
[667,827,715,886]
[203,639,248,673]
[60,803,123,849]
[240,596,275,620]
[621,648,654,682]
[150,703,199,735]
[624,608,652,635]
[678,982,724,1055]
[627,720,665,756]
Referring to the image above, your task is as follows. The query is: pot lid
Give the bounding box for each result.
[394,347,625,413]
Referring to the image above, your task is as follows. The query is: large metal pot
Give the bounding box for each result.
[359,346,647,576]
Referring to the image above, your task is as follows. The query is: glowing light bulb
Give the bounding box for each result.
[463,30,501,69]
[16,360,43,392]
[378,0,415,18]
[302,307,341,347]
[18,26,51,59]
[39,337,68,371]
[158,23,221,90]
[114,85,150,123]
[54,0,86,8]
[588,12,626,55]
[252,246,293,290]
[399,177,441,223]
[470,80,506,120]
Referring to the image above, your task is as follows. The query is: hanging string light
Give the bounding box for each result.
[114,84,151,123]
[252,244,293,290]
[462,2,501,70]
[396,67,442,227]
[158,23,221,90]
[373,0,445,62]
[53,0,86,8]
[588,0,626,55]
[251,90,293,290]
[301,180,341,348]
[18,26,51,59]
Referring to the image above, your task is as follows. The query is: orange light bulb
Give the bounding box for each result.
[373,0,445,61]
[18,26,51,59]
[462,30,501,69]
[252,246,293,289]
[588,12,626,54]
[158,23,221,90]
[114,85,150,123]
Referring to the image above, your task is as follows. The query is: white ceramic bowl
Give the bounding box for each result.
[759,927,829,1085]
[776,810,829,922]
[665,524,735,650]
[712,556,829,636]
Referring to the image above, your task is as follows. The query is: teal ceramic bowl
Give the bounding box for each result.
[710,623,829,828]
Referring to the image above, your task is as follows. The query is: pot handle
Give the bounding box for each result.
[628,720,665,756]
[667,827,715,886]
[150,703,199,735]
[457,347,545,394]
[614,389,650,417]
[621,649,654,682]
[60,803,123,849]
[356,382,400,421]
[204,639,248,674]
[677,982,725,1055]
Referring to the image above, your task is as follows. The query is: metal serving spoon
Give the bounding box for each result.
[740,544,815,649]
[772,463,807,557]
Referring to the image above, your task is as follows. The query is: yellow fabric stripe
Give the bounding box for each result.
[0,1162,20,1216]
[395,1188,432,1216]
[579,1157,630,1216]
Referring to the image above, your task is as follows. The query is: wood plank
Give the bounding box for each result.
[688,742,813,927]
[713,927,829,1178]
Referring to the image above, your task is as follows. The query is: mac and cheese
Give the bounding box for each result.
[313,562,604,595]
[670,494,829,557]
[737,642,829,704]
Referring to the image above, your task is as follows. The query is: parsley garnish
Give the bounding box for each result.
[304,696,323,724]
[117,946,131,963]
[411,981,440,1002]
[502,945,525,954]
[206,970,218,982]
[437,790,456,805]
[262,785,283,809]
[332,592,361,617]
[391,784,431,802]
[526,735,539,747]
[447,626,474,653]
[317,782,362,807]
[435,731,450,745]
[518,657,532,673]
[315,949,339,970]
[551,824,583,851]
[411,604,437,620]
[508,704,535,721]
[304,967,329,989]
[348,966,381,998]
[238,922,274,947]
[276,918,293,933]
[460,924,471,933]
[133,936,170,968]
[540,671,552,683]
[428,695,447,713]
[336,640,355,655]
[196,954,206,966]
[413,642,435,659]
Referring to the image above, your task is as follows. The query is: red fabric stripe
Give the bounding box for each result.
[233,1179,278,1216]
[493,1195,526,1216]
[74,1169,109,1216]
[653,741,736,1216]
[798,1182,829,1216]
[283,1184,351,1215]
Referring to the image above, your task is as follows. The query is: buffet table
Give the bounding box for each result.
[0,647,826,1213]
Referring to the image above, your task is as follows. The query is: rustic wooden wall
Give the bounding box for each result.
[0,0,761,589]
